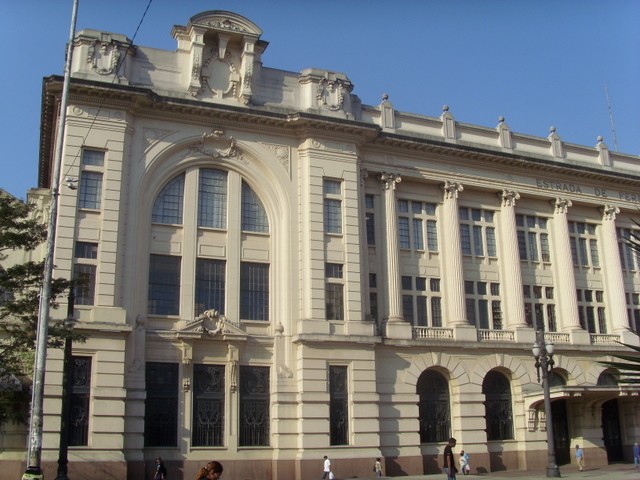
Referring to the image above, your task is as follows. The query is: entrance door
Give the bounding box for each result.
[602,399,624,462]
[551,400,571,465]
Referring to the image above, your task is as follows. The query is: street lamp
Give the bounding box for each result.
[532,329,561,478]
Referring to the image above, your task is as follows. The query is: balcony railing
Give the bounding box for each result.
[591,334,621,345]
[477,329,515,342]
[412,327,454,340]
[544,332,570,344]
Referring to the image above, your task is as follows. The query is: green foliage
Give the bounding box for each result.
[0,191,76,424]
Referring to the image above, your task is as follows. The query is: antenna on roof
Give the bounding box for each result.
[604,83,619,152]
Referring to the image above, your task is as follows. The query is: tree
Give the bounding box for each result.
[0,190,73,424]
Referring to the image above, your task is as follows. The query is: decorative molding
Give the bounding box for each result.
[499,189,520,207]
[551,197,572,214]
[601,204,620,221]
[379,172,401,190]
[443,180,463,200]
[87,40,122,75]
[316,74,352,112]
[186,127,248,165]
[260,142,290,174]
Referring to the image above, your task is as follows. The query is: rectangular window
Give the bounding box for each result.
[323,179,342,234]
[325,263,344,321]
[466,281,501,329]
[145,362,179,447]
[398,217,410,249]
[73,264,96,306]
[459,207,496,259]
[369,273,378,321]
[198,169,228,229]
[82,149,105,166]
[241,181,268,232]
[401,275,441,327]
[398,199,438,252]
[329,365,349,446]
[569,221,600,269]
[68,356,91,446]
[192,364,225,446]
[78,171,103,210]
[239,366,270,446]
[365,213,375,246]
[148,255,181,315]
[75,241,98,259]
[523,284,556,331]
[195,259,226,315]
[516,214,550,264]
[240,262,269,320]
[577,288,607,333]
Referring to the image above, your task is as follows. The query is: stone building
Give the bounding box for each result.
[2,10,640,480]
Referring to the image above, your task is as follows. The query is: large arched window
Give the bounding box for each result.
[148,168,270,320]
[417,370,451,443]
[597,370,619,386]
[482,370,514,440]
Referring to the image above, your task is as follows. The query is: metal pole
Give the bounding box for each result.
[55,290,74,480]
[23,1,79,478]
[537,330,561,478]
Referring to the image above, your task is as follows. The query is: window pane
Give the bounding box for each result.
[240,366,270,446]
[192,364,225,446]
[148,255,181,315]
[145,362,179,447]
[326,283,344,320]
[329,366,349,446]
[198,169,228,229]
[240,262,269,320]
[75,241,98,259]
[68,356,92,446]
[73,264,96,306]
[82,149,104,166]
[398,217,410,249]
[241,181,269,232]
[152,174,185,224]
[323,179,341,195]
[324,198,342,234]
[79,171,103,209]
[426,220,438,252]
[195,259,226,315]
[413,218,424,250]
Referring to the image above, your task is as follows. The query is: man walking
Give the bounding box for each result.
[575,444,584,471]
[443,437,458,480]
[322,455,331,479]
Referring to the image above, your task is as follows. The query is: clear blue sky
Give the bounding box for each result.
[1,0,638,199]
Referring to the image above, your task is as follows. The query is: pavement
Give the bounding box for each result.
[349,464,639,480]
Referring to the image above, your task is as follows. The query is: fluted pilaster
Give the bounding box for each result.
[600,204,629,332]
[442,181,467,326]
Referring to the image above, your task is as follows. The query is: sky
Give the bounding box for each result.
[1,0,638,200]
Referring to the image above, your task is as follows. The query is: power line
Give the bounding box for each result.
[604,83,619,152]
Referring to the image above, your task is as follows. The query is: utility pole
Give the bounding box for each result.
[22,1,79,478]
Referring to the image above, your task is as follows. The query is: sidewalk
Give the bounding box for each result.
[350,463,638,480]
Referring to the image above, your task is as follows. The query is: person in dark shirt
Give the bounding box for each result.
[443,437,458,480]
[154,458,167,480]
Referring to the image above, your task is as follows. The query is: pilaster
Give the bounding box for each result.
[442,181,467,326]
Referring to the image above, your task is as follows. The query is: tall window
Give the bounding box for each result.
[148,255,181,315]
[73,241,98,306]
[618,227,640,272]
[365,194,376,246]
[397,199,438,252]
[192,364,225,447]
[241,181,269,232]
[325,263,344,320]
[152,173,185,224]
[78,149,104,210]
[198,169,228,229]
[240,262,269,320]
[239,366,270,446]
[369,273,378,321]
[626,292,640,333]
[516,214,550,263]
[465,281,502,329]
[577,289,607,333]
[417,370,450,443]
[68,356,91,446]
[459,207,496,258]
[401,276,442,327]
[330,365,349,446]
[523,285,557,331]
[195,259,226,314]
[482,370,513,441]
[145,362,179,447]
[569,221,600,268]
[323,179,342,234]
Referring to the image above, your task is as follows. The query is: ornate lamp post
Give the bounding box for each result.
[532,329,561,478]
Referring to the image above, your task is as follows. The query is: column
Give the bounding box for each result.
[379,172,412,339]
[600,205,631,335]
[549,198,583,333]
[441,180,467,326]
[498,189,527,329]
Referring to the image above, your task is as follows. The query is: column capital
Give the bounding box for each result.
[379,172,401,190]
[551,197,572,214]
[443,180,464,199]
[601,204,620,221]
[498,189,520,207]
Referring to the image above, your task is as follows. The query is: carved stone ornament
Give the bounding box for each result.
[87,40,121,75]
[499,189,520,207]
[197,48,242,100]
[379,172,401,190]
[443,180,464,200]
[188,127,245,164]
[176,309,248,341]
[601,204,620,221]
[551,197,572,214]
[316,74,352,111]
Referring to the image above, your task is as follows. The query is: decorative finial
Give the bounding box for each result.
[597,135,604,143]
[549,126,556,134]
[442,105,449,112]
[382,93,389,101]
[498,116,505,123]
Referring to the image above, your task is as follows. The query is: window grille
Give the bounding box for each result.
[241,181,269,232]
[240,262,269,320]
[195,259,226,314]
[68,356,91,446]
[78,171,103,210]
[152,173,185,224]
[239,366,270,446]
[198,169,228,229]
[330,366,349,445]
[417,370,450,443]
[482,370,514,440]
[193,364,225,446]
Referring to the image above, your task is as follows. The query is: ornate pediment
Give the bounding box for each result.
[176,309,247,341]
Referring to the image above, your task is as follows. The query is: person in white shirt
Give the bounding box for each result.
[322,455,331,479]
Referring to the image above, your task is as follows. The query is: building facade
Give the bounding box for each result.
[2,10,640,480]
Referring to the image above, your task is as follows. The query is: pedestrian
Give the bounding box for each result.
[194,461,215,480]
[373,457,383,478]
[575,444,584,471]
[322,455,332,479]
[154,457,167,480]
[207,461,223,480]
[443,437,458,480]
[458,450,470,475]
[633,442,639,468]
